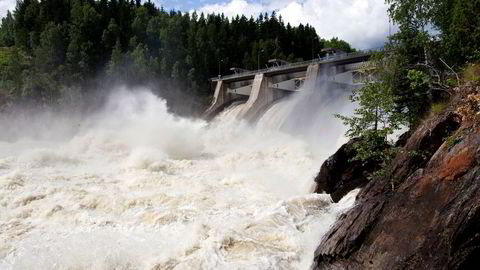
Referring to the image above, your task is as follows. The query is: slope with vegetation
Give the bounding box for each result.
[314,0,480,268]
[335,0,480,175]
[315,82,480,269]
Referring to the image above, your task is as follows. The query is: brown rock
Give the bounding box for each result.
[314,138,384,202]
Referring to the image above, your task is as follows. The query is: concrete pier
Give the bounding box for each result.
[239,74,289,121]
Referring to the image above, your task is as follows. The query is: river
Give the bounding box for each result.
[0,87,357,269]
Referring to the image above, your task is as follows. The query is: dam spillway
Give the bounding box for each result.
[204,50,376,121]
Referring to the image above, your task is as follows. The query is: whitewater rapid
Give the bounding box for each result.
[0,89,358,270]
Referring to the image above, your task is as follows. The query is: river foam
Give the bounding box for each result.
[0,88,358,269]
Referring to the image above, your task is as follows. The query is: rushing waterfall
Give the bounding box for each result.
[0,86,358,270]
[214,102,247,122]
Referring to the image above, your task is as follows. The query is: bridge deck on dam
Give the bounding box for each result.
[211,48,382,84]
[205,48,383,121]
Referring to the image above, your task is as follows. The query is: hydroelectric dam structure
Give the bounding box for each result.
[204,50,379,121]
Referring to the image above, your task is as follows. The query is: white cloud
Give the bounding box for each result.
[197,0,391,49]
[0,0,15,19]
[196,0,264,18]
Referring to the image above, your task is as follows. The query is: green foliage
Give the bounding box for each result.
[337,81,399,138]
[335,0,479,185]
[445,133,463,148]
[0,11,15,46]
[444,0,480,65]
[324,37,355,53]
[107,39,124,76]
[102,19,120,49]
[336,53,410,181]
[336,70,406,166]
[407,69,429,90]
[446,77,458,88]
[0,47,29,101]
[34,22,65,72]
[383,0,480,128]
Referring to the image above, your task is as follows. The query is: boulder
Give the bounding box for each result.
[314,138,383,202]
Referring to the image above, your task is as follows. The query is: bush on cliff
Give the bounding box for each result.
[336,57,407,178]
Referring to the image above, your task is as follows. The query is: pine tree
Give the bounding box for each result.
[0,11,15,46]
[107,39,123,76]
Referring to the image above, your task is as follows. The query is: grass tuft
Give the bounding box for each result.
[430,101,448,114]
[463,63,480,83]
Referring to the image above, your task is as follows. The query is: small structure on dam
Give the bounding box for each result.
[204,49,379,121]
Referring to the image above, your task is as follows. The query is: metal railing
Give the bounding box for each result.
[211,47,384,82]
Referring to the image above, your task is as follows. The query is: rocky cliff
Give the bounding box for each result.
[314,84,480,269]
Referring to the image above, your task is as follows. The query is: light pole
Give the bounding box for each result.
[312,36,318,60]
[258,49,264,71]
[218,59,223,78]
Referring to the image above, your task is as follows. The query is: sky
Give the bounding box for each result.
[0,0,392,49]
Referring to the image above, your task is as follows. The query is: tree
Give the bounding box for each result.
[131,6,149,43]
[336,55,407,167]
[102,18,120,48]
[0,48,26,103]
[382,0,480,128]
[34,22,65,73]
[107,39,123,76]
[130,43,152,81]
[0,11,15,46]
[444,0,480,64]
[324,37,354,52]
[66,0,101,80]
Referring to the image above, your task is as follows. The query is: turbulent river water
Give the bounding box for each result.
[0,87,358,270]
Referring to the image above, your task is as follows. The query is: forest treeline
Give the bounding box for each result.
[0,0,353,112]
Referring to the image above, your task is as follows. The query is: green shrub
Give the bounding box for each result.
[445,133,463,148]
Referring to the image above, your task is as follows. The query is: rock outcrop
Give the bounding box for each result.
[314,138,382,202]
[314,84,480,270]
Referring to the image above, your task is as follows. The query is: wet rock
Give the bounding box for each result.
[314,138,383,203]
[314,85,480,270]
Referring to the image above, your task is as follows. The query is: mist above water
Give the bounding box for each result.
[257,78,355,161]
[0,82,357,269]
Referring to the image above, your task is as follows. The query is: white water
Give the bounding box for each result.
[0,87,358,270]
[258,82,356,161]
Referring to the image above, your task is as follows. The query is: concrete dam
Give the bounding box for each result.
[204,50,376,121]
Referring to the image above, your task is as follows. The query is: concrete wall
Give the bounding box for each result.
[203,80,247,119]
[204,80,227,116]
